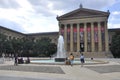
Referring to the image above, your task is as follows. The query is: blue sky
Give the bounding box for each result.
[0,0,120,33]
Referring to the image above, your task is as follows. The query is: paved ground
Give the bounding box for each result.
[86,65,120,73]
[0,76,69,80]
[0,58,120,80]
[0,65,64,74]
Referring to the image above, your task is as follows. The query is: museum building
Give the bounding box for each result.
[0,6,120,57]
[57,5,111,57]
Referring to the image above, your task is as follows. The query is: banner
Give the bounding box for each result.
[87,27,91,42]
[94,27,98,42]
[101,27,105,42]
[80,27,84,43]
[73,27,77,43]
[67,28,70,43]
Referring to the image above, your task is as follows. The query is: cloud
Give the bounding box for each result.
[0,18,25,32]
[108,23,120,29]
[0,0,20,9]
[112,11,120,15]
[81,0,116,9]
[0,0,119,33]
[28,0,117,16]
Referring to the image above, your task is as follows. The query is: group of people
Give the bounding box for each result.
[14,56,30,66]
[65,53,85,67]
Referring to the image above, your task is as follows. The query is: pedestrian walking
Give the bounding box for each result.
[80,53,85,67]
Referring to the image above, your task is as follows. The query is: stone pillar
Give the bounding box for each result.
[77,23,80,52]
[64,24,67,51]
[59,23,61,35]
[84,23,87,52]
[98,22,102,52]
[105,21,109,52]
[70,24,73,52]
[91,23,95,52]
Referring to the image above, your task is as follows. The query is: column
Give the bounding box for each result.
[105,21,109,52]
[77,23,80,52]
[64,24,67,51]
[70,24,73,52]
[91,23,95,52]
[59,23,61,35]
[84,23,87,52]
[98,22,102,52]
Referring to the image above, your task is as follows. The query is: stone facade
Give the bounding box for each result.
[57,7,110,55]
[0,26,25,40]
[0,26,58,44]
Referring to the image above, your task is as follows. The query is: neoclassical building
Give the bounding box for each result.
[0,6,120,57]
[57,6,111,57]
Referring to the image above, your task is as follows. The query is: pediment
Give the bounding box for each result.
[57,8,110,20]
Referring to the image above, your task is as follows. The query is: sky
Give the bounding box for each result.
[0,0,120,33]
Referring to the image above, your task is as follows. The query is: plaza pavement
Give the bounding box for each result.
[0,58,120,80]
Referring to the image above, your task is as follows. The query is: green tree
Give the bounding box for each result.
[110,33,120,58]
[10,38,23,56]
[22,37,35,57]
[0,33,7,56]
[34,37,57,57]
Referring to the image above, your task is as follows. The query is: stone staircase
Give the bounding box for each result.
[66,51,113,58]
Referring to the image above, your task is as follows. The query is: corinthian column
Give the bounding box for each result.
[91,23,95,52]
[59,23,61,35]
[105,21,109,52]
[64,24,67,51]
[84,23,87,52]
[70,24,73,52]
[98,22,102,52]
[77,23,80,52]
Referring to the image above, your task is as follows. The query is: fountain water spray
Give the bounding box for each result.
[55,35,66,62]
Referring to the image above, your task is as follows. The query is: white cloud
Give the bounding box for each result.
[112,11,120,15]
[108,23,120,29]
[0,0,120,33]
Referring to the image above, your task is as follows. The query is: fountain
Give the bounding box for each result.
[30,35,108,65]
[55,35,66,62]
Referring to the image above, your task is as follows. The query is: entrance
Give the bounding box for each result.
[80,43,84,52]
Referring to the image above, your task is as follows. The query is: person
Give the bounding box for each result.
[14,55,18,66]
[69,53,74,66]
[65,57,70,65]
[80,53,85,67]
[26,57,30,64]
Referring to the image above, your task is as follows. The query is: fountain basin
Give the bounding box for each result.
[30,59,108,65]
[55,58,66,62]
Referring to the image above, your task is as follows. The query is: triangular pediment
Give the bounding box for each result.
[57,8,110,20]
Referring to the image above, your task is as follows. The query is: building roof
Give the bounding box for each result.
[108,28,120,32]
[0,26,58,36]
[27,32,59,36]
[0,26,25,35]
[57,7,110,20]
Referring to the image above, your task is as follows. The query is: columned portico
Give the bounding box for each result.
[57,6,110,57]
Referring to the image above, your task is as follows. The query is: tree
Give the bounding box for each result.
[110,33,120,58]
[0,33,7,56]
[10,38,24,57]
[34,37,57,57]
[22,37,35,57]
